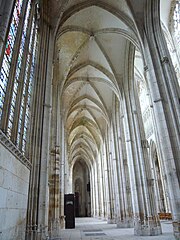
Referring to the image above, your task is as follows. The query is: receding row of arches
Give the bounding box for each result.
[0,0,179,240]
[71,139,168,219]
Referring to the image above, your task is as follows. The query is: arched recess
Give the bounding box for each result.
[51,0,163,231]
[160,12,180,88]
[149,140,169,215]
[134,49,154,140]
[73,159,91,217]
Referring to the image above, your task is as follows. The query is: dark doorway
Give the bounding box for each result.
[75,192,80,217]
[64,194,75,228]
[73,160,91,217]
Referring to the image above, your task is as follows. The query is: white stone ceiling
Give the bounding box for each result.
[160,0,172,28]
[51,0,172,168]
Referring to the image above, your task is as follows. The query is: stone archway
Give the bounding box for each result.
[149,140,169,215]
[73,160,91,217]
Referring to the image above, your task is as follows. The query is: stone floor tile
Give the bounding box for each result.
[50,218,174,240]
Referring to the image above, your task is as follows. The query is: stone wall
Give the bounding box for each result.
[0,142,30,240]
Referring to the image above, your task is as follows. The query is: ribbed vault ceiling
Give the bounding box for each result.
[54,1,137,168]
[51,0,172,169]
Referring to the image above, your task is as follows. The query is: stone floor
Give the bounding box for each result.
[50,217,174,240]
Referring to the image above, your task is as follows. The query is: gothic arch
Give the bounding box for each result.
[149,140,167,214]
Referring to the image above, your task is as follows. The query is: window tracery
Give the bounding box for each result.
[0,0,23,119]
[164,0,180,86]
[7,0,32,138]
[173,0,180,44]
[172,1,180,85]
[0,0,38,155]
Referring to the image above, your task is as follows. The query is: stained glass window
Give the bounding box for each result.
[7,0,32,138]
[0,0,23,119]
[167,0,180,86]
[18,19,38,153]
[173,1,180,44]
[23,28,38,153]
[0,0,38,155]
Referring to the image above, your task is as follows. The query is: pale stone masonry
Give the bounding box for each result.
[0,0,179,240]
[0,138,30,240]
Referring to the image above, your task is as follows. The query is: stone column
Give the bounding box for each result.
[133,80,162,235]
[37,44,53,240]
[108,99,121,224]
[102,139,111,221]
[107,152,116,224]
[64,148,71,194]
[122,93,141,231]
[48,56,62,237]
[122,91,161,235]
[100,147,107,219]
[113,99,133,228]
[98,150,105,218]
[36,28,55,240]
[93,161,98,216]
[104,133,115,224]
[143,1,180,238]
[26,19,53,240]
[121,42,161,236]
[110,122,121,225]
[53,96,61,235]
[95,156,102,217]
[60,118,65,228]
[148,90,171,213]
[91,162,95,216]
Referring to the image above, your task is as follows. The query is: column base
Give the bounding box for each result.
[26,224,49,240]
[134,218,162,236]
[173,221,180,240]
[37,225,49,240]
[37,232,49,240]
[117,218,134,228]
[60,216,65,229]
[50,219,60,237]
[107,218,116,224]
[100,216,107,221]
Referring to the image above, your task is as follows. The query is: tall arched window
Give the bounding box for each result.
[169,0,180,59]
[173,0,180,45]
[171,0,180,85]
[0,0,38,155]
[163,0,180,86]
[0,0,24,118]
[17,20,38,153]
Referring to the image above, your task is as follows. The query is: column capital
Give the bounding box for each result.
[43,103,52,108]
[141,140,149,148]
[144,65,149,72]
[161,56,169,64]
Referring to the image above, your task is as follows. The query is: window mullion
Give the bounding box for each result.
[10,4,34,143]
[0,0,15,66]
[0,0,28,132]
[18,25,37,152]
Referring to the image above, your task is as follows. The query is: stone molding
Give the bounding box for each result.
[144,65,148,72]
[161,56,169,64]
[0,129,31,170]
